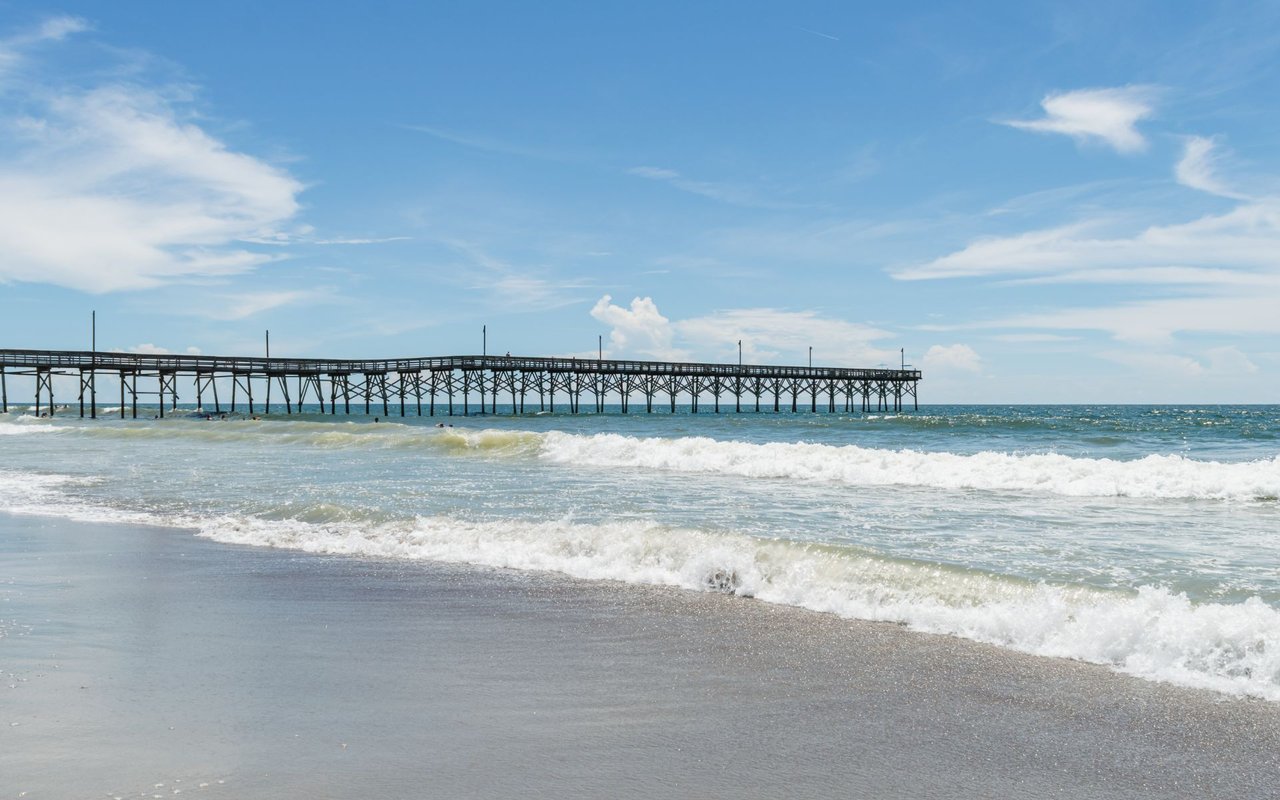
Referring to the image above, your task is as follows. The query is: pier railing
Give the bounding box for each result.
[0,348,921,418]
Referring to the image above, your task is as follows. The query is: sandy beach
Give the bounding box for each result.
[6,2,1280,796]
[1,511,1277,799]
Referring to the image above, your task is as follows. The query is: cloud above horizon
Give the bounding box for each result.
[627,165,789,209]
[0,14,89,74]
[1002,87,1155,153]
[1175,136,1250,200]
[922,344,982,373]
[0,20,305,293]
[896,113,1280,347]
[590,295,895,365]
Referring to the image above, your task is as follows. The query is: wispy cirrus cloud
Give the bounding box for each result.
[628,165,798,209]
[311,236,412,246]
[895,201,1280,283]
[899,127,1280,347]
[0,14,89,73]
[987,333,1079,343]
[1175,136,1251,200]
[486,274,592,311]
[900,202,1280,341]
[209,289,330,321]
[981,290,1280,343]
[1098,346,1258,377]
[404,123,571,162]
[446,240,594,311]
[0,18,306,293]
[1001,86,1156,153]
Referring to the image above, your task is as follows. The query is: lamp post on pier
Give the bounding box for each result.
[480,325,487,415]
[89,310,96,418]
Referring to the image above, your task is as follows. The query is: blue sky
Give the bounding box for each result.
[2,1,1279,402]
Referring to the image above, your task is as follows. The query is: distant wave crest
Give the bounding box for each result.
[539,432,1280,501]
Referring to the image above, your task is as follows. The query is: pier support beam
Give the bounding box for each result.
[276,375,293,415]
[79,369,89,418]
[158,371,177,417]
[35,369,52,416]
[126,372,138,418]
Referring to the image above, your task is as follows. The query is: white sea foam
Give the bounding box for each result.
[0,416,58,434]
[35,417,545,454]
[0,426,55,436]
[538,431,1280,501]
[6,414,1279,701]
[195,512,1280,702]
[18,415,1280,500]
[3,464,1278,702]
[0,469,158,526]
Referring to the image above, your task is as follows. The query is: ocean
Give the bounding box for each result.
[2,403,1278,702]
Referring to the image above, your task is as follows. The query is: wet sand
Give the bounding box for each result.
[2,512,1278,799]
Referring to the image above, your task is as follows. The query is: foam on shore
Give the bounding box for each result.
[6,467,1270,702]
[191,512,1280,702]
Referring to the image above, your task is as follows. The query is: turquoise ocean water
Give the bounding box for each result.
[2,404,1278,700]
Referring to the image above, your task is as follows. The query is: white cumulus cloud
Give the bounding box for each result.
[590,295,686,360]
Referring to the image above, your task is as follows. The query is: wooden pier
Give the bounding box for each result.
[0,349,921,418]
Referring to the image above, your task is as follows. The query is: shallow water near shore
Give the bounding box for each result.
[1,404,1279,701]
[3,514,1279,799]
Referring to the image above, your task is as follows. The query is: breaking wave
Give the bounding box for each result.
[2,461,1278,701]
[195,513,1280,702]
[11,413,1278,501]
[539,432,1280,501]
[0,415,545,454]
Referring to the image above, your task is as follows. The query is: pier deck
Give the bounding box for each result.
[0,349,920,418]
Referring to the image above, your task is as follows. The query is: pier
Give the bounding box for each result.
[0,349,921,418]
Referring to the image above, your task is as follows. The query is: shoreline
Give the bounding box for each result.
[3,511,1279,798]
